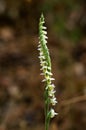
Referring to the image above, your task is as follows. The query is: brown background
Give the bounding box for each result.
[0,0,86,130]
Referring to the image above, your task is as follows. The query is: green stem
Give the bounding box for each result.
[45,87,50,130]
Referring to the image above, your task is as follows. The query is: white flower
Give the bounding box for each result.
[50,108,58,118]
[48,84,55,90]
[40,66,47,70]
[50,97,57,106]
[42,26,47,30]
[45,83,55,91]
[40,61,46,64]
[38,55,45,59]
[43,35,48,39]
[45,71,53,76]
[50,78,55,81]
[47,66,51,70]
[42,30,47,35]
[48,89,56,97]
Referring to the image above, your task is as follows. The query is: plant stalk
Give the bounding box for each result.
[45,87,50,130]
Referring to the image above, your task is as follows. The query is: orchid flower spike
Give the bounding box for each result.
[38,13,58,121]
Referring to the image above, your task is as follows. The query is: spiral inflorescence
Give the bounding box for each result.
[38,14,57,118]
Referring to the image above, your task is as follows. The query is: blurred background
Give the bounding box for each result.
[0,0,86,130]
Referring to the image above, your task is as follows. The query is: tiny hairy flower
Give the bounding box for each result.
[50,97,57,106]
[50,108,58,118]
[48,89,56,97]
[48,84,55,90]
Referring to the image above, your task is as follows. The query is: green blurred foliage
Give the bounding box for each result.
[41,0,86,42]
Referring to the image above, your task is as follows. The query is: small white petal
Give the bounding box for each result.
[50,78,55,81]
[51,84,55,87]
[40,61,46,64]
[40,52,43,56]
[48,90,56,97]
[48,84,55,90]
[43,39,47,44]
[38,56,45,59]
[42,26,47,29]
[47,67,51,70]
[40,73,44,75]
[42,30,47,34]
[50,109,58,118]
[50,97,57,105]
[38,48,42,51]
[38,44,41,47]
[45,71,53,76]
[40,21,44,24]
[42,79,46,82]
[43,35,48,39]
[40,66,47,70]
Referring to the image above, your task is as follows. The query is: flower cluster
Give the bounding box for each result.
[38,14,57,118]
